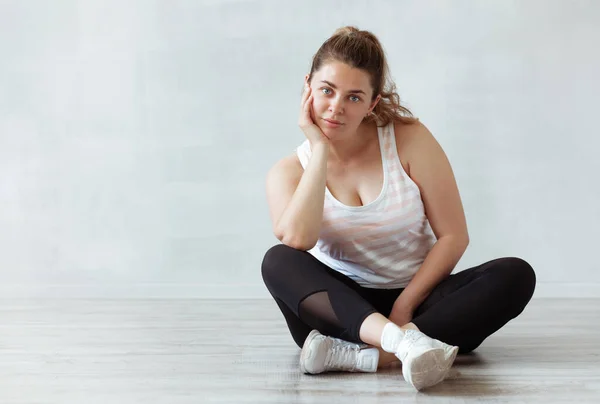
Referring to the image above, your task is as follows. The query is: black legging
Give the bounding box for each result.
[261,244,536,354]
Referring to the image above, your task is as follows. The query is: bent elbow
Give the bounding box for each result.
[280,235,316,251]
[274,222,317,251]
[274,229,317,251]
[456,234,470,252]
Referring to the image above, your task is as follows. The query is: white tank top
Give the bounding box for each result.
[295,121,437,288]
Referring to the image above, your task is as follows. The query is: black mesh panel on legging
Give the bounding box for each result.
[298,291,345,339]
[261,245,378,345]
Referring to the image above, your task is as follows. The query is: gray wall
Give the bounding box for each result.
[1,0,598,299]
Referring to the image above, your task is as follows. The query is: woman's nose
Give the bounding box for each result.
[329,97,344,114]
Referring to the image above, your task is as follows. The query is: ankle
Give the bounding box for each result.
[380,322,406,353]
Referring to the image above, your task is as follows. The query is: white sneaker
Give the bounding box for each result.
[299,329,380,374]
[396,329,459,391]
[431,336,460,362]
[381,324,458,391]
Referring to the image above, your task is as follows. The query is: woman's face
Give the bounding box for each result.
[307,61,380,139]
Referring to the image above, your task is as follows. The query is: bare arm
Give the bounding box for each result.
[265,80,332,250]
[390,122,469,322]
[266,143,329,250]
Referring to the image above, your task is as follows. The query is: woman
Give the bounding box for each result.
[261,26,536,391]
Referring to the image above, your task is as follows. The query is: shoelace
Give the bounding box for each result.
[326,338,360,371]
[396,330,427,360]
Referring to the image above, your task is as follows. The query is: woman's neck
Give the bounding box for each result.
[327,121,378,164]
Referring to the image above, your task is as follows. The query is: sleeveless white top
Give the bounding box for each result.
[295,121,437,288]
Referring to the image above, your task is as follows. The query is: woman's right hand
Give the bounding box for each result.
[298,84,329,147]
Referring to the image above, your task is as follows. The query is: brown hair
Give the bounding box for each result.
[307,26,418,126]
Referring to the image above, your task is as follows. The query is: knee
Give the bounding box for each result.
[495,257,537,306]
[506,257,536,293]
[260,244,298,285]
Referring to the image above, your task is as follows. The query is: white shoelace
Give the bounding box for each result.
[396,330,427,360]
[325,338,360,371]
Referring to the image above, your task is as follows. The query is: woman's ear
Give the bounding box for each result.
[370,94,382,112]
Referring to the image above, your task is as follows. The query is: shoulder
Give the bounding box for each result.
[393,119,437,151]
[393,120,445,176]
[266,153,304,188]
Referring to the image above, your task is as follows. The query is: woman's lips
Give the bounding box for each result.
[323,118,343,127]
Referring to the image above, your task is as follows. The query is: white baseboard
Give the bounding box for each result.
[531,283,600,298]
[0,282,599,299]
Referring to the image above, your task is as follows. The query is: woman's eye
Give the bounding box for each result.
[321,88,360,102]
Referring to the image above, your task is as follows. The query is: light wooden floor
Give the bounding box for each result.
[0,298,598,403]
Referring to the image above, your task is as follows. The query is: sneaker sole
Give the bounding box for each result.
[404,346,458,391]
